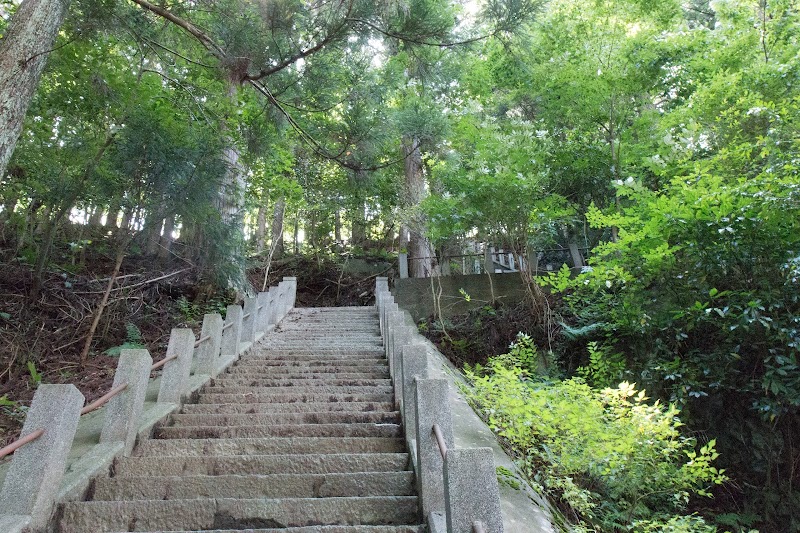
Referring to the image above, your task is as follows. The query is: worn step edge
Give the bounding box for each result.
[59,496,419,532]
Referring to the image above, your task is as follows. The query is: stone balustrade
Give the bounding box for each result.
[0,277,298,532]
[375,277,503,533]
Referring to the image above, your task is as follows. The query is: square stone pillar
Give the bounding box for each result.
[414,378,453,520]
[0,385,84,531]
[392,326,415,409]
[255,291,270,338]
[399,252,409,278]
[401,345,428,437]
[240,296,257,345]
[444,448,503,533]
[220,304,243,357]
[283,276,297,309]
[157,329,195,404]
[194,313,223,376]
[100,349,152,455]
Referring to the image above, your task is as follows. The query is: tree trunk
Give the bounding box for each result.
[334,209,342,243]
[142,211,163,256]
[351,202,367,249]
[0,0,72,180]
[402,136,435,278]
[157,213,175,261]
[88,206,103,227]
[271,196,285,258]
[293,212,300,254]
[255,203,267,253]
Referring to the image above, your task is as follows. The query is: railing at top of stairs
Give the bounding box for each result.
[0,277,298,532]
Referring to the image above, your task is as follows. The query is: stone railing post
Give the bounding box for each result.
[399,252,409,278]
[220,304,243,357]
[0,385,84,531]
[283,276,297,309]
[444,448,503,533]
[100,349,152,455]
[401,344,428,441]
[194,313,223,377]
[157,329,195,404]
[240,296,257,345]
[414,378,453,521]
[255,291,270,339]
[391,325,416,410]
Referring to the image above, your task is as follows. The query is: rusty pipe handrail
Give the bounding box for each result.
[150,354,177,371]
[242,313,251,319]
[80,383,128,416]
[193,334,211,348]
[222,322,233,331]
[0,428,45,460]
[432,423,448,459]
[472,521,486,533]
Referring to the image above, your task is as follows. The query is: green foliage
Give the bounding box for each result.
[576,341,626,389]
[26,361,42,387]
[104,322,145,357]
[464,353,726,530]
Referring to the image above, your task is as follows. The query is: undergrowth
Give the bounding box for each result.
[463,334,727,532]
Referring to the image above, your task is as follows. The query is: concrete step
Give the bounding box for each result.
[169,411,400,427]
[196,392,394,404]
[222,369,390,379]
[93,471,415,500]
[122,526,423,533]
[155,422,403,439]
[181,401,395,415]
[244,354,385,362]
[59,496,419,532]
[114,453,411,477]
[206,378,392,389]
[235,358,387,366]
[181,402,394,414]
[134,437,406,457]
[199,385,394,397]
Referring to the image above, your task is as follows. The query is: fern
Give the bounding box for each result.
[105,322,146,357]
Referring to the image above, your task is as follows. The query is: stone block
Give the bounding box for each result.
[220,304,243,357]
[444,447,503,533]
[0,385,84,531]
[240,297,257,345]
[415,378,453,520]
[157,329,195,404]
[401,345,428,436]
[193,313,223,377]
[256,291,270,337]
[100,349,152,455]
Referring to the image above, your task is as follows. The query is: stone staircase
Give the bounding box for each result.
[57,306,423,532]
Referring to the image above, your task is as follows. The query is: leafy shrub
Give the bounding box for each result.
[464,352,726,530]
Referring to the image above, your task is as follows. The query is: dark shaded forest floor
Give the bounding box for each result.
[0,247,388,447]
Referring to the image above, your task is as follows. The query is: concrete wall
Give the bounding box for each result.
[392,273,529,322]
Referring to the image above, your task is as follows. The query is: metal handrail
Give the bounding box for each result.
[80,383,128,415]
[150,354,177,371]
[432,423,448,459]
[0,429,45,460]
[242,313,251,319]
[222,322,233,331]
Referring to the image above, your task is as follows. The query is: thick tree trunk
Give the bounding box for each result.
[402,136,435,278]
[351,203,367,249]
[255,204,267,253]
[271,196,285,258]
[0,0,71,180]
